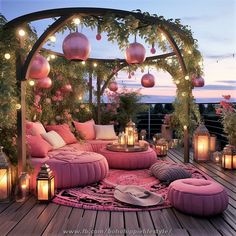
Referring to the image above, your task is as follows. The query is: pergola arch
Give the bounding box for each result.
[4,7,197,173]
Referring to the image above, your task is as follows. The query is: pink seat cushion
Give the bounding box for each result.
[99,147,157,170]
[30,145,109,189]
[46,124,77,144]
[167,178,229,216]
[73,119,95,140]
[85,140,115,153]
[26,135,52,157]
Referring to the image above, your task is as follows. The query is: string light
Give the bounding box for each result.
[16,104,21,110]
[73,18,81,25]
[47,56,51,61]
[50,54,56,59]
[81,61,86,65]
[185,75,190,80]
[78,96,82,100]
[49,35,56,42]
[29,80,35,86]
[198,61,203,66]
[167,58,172,64]
[144,65,149,70]
[181,92,186,97]
[183,125,187,130]
[4,53,11,60]
[93,62,97,67]
[18,29,26,37]
[175,80,180,85]
[187,50,192,54]
[161,33,166,41]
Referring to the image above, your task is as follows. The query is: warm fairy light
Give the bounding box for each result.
[144,65,149,70]
[198,61,203,66]
[175,80,180,85]
[182,92,186,97]
[183,125,187,130]
[161,33,166,41]
[167,58,172,64]
[4,53,11,60]
[185,75,190,80]
[50,54,56,59]
[78,96,82,100]
[29,80,35,86]
[93,62,97,67]
[49,35,56,42]
[187,50,192,54]
[18,29,26,37]
[73,18,81,25]
[16,104,21,110]
[47,56,50,61]
[81,61,86,65]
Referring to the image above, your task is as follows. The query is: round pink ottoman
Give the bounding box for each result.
[167,178,228,216]
[99,147,156,169]
[31,151,109,189]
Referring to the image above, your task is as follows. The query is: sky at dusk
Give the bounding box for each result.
[1,0,236,103]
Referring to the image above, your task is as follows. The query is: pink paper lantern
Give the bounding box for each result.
[62,32,91,61]
[192,76,205,87]
[125,42,146,64]
[109,81,118,92]
[28,54,50,79]
[61,84,73,93]
[96,34,102,40]
[150,47,156,54]
[141,73,155,88]
[36,77,52,89]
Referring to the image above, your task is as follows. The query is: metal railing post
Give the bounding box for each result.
[148,104,151,139]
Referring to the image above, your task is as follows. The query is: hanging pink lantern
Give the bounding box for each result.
[62,32,91,61]
[141,73,155,88]
[28,54,50,79]
[150,47,156,54]
[61,84,73,93]
[131,72,135,76]
[36,77,52,89]
[125,42,146,64]
[96,34,102,40]
[192,76,205,87]
[109,81,118,92]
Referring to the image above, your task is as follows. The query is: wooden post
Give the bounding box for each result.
[89,71,93,104]
[16,46,26,174]
[97,76,101,124]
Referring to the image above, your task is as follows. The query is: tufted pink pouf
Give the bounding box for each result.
[30,148,109,190]
[167,178,229,216]
[99,147,157,170]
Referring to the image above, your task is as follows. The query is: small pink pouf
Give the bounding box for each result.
[167,178,228,216]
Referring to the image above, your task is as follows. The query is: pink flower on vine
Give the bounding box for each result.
[215,108,223,115]
[222,95,231,100]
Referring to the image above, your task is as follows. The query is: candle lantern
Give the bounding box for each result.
[155,139,168,157]
[36,164,55,201]
[210,135,217,152]
[140,129,147,140]
[19,172,30,196]
[125,120,136,146]
[222,145,236,169]
[118,132,126,146]
[193,124,210,162]
[134,128,139,143]
[212,151,222,164]
[0,146,11,202]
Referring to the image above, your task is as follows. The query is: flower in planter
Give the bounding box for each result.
[216,95,236,146]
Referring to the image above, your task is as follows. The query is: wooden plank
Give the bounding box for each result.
[110,211,125,236]
[94,211,110,236]
[137,211,155,236]
[0,197,36,236]
[76,210,97,236]
[124,212,142,236]
[0,201,13,214]
[42,205,72,236]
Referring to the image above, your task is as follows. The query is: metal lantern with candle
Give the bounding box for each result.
[155,139,168,157]
[193,124,210,162]
[0,146,11,202]
[125,120,136,146]
[222,145,236,169]
[19,172,30,196]
[36,164,55,201]
[212,151,222,164]
[118,132,126,146]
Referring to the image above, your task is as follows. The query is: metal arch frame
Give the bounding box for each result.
[4,8,190,173]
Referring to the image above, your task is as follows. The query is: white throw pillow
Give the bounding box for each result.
[41,131,66,149]
[94,125,117,140]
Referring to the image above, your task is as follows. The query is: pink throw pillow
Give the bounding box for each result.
[73,119,95,140]
[46,124,77,144]
[26,135,52,157]
[26,121,46,136]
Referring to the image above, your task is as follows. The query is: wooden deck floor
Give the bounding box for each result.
[0,149,236,236]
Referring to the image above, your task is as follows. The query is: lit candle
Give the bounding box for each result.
[223,155,232,169]
[120,132,126,145]
[42,183,48,200]
[141,135,144,140]
[0,170,7,199]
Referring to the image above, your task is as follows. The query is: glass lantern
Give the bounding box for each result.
[155,139,168,157]
[212,151,222,164]
[0,146,11,202]
[19,172,30,196]
[36,164,55,201]
[118,132,126,146]
[222,145,236,169]
[125,120,135,146]
[193,124,210,162]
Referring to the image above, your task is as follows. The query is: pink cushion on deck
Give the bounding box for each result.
[27,135,52,157]
[46,124,77,144]
[30,146,109,189]
[73,119,95,140]
[167,178,229,216]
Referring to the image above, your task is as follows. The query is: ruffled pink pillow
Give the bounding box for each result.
[26,135,52,157]
[73,119,95,140]
[46,124,77,144]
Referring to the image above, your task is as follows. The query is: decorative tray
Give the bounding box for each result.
[106,143,148,152]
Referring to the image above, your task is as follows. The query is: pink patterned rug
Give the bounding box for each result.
[52,160,211,211]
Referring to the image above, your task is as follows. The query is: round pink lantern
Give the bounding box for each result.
[192,76,205,87]
[141,73,155,88]
[28,54,50,79]
[36,77,52,89]
[62,32,91,61]
[61,84,73,93]
[109,81,118,92]
[125,42,146,64]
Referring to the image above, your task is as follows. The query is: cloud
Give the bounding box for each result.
[194,85,236,90]
[215,80,236,84]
